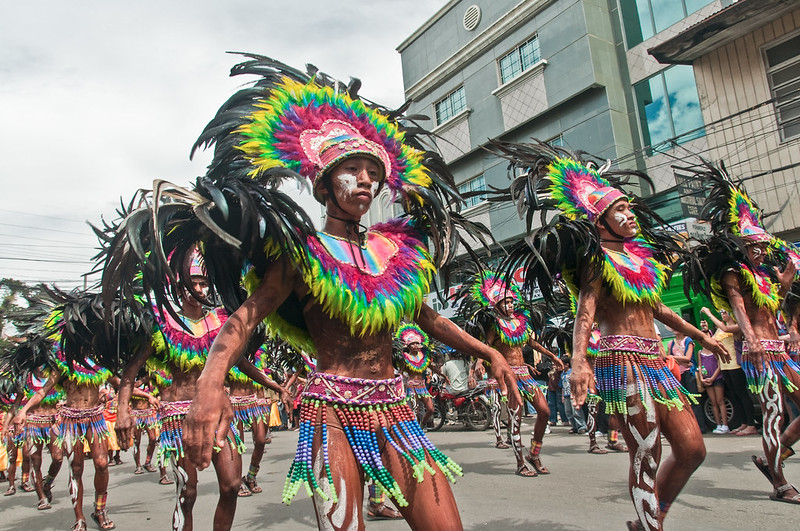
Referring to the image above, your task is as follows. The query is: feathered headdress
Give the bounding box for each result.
[682,159,799,311]
[392,323,432,373]
[469,270,521,308]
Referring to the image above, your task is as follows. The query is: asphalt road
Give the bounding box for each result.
[1,419,797,530]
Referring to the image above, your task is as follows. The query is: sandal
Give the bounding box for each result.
[133,466,144,475]
[515,465,537,477]
[37,497,52,510]
[366,503,403,519]
[243,475,262,494]
[143,463,157,473]
[606,442,628,452]
[20,482,34,492]
[588,444,609,454]
[113,456,123,466]
[91,510,116,530]
[495,441,511,449]
[237,482,252,497]
[71,519,87,531]
[770,483,800,504]
[4,485,16,496]
[525,454,550,474]
[626,520,645,531]
[752,455,774,484]
[158,474,174,485]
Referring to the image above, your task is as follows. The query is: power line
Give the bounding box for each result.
[0,209,89,225]
[0,257,92,264]
[0,221,89,236]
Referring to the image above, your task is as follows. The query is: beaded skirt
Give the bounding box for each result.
[57,405,110,446]
[512,366,545,402]
[742,339,800,394]
[229,393,269,428]
[483,378,503,401]
[404,379,431,399]
[131,407,159,430]
[594,335,696,416]
[158,400,244,464]
[283,372,462,507]
[25,413,58,445]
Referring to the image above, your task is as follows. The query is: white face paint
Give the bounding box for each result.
[335,173,359,197]
[614,212,627,228]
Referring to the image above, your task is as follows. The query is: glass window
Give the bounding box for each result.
[620,0,713,48]
[499,36,541,84]
[765,34,800,141]
[458,174,486,209]
[435,86,466,125]
[634,65,705,154]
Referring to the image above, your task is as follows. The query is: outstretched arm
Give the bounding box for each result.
[415,304,522,410]
[700,307,740,333]
[529,338,563,371]
[186,262,295,470]
[653,303,730,363]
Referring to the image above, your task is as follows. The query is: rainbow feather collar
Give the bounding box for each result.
[152,306,228,372]
[600,239,669,306]
[261,219,435,354]
[739,264,781,312]
[494,310,532,347]
[53,345,111,387]
[25,370,64,406]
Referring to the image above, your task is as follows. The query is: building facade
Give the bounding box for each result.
[396,0,798,320]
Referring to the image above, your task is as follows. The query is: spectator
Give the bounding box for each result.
[561,357,586,434]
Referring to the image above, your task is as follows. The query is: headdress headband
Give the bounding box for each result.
[471,270,521,308]
[546,157,627,222]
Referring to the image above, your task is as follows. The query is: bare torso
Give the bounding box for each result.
[594,286,658,340]
[62,379,102,409]
[159,365,204,402]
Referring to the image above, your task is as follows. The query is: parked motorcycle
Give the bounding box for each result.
[425,378,490,431]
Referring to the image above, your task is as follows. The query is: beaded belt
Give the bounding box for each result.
[511,365,530,376]
[406,379,426,389]
[27,413,57,424]
[229,393,258,406]
[598,335,661,356]
[60,404,104,420]
[302,372,404,405]
[743,339,786,353]
[160,400,191,417]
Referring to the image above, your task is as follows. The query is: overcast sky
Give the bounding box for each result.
[0,0,445,291]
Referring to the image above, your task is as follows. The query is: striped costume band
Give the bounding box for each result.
[404,379,431,399]
[131,407,159,430]
[742,340,800,394]
[57,405,110,446]
[283,372,462,507]
[511,365,545,402]
[158,400,244,465]
[25,413,58,445]
[595,335,696,415]
[229,393,269,428]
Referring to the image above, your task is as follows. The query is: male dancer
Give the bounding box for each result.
[490,141,728,530]
[129,378,162,477]
[16,339,117,530]
[692,161,800,503]
[22,365,65,510]
[113,252,291,531]
[395,323,436,431]
[457,270,562,476]
[106,56,521,530]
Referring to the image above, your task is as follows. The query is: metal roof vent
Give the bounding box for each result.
[463,5,481,31]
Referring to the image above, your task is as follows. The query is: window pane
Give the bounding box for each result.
[520,38,540,70]
[635,75,670,148]
[772,61,800,88]
[619,0,648,48]
[766,35,800,68]
[664,65,704,141]
[500,53,521,83]
[451,87,466,114]
[651,0,684,34]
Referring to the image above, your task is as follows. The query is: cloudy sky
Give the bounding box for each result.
[0,0,445,290]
